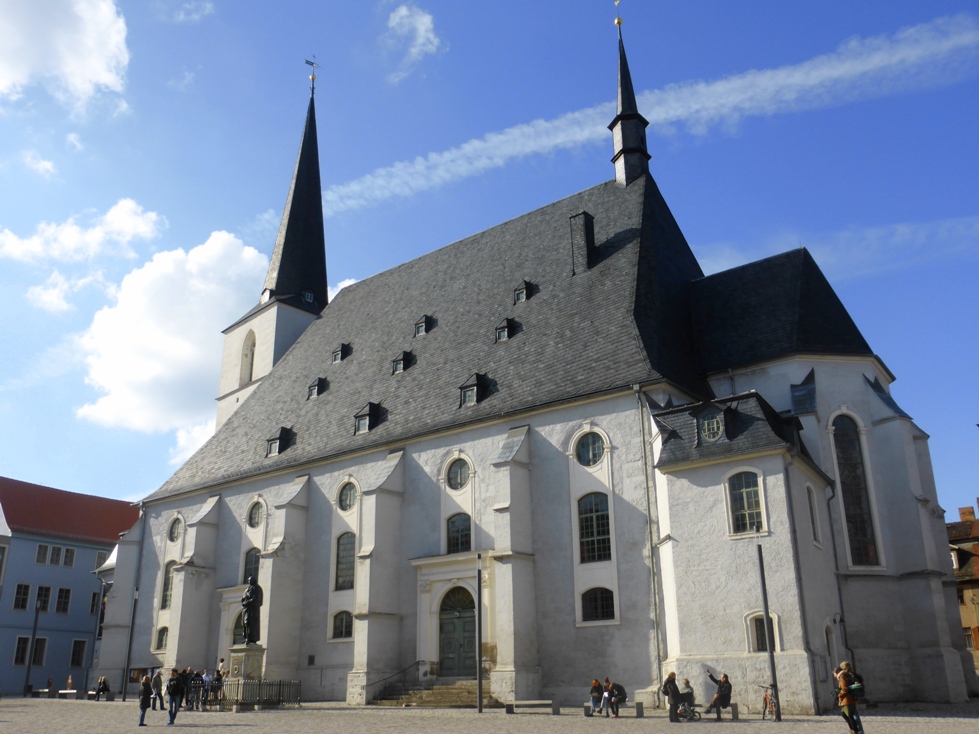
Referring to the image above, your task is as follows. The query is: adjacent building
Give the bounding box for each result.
[948,502,979,671]
[92,27,977,712]
[0,476,139,696]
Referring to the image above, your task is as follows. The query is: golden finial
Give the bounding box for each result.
[305,57,320,95]
[614,0,622,27]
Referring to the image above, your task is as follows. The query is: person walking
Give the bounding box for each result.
[152,669,165,711]
[704,667,733,721]
[662,672,681,723]
[138,675,153,727]
[166,668,185,726]
[835,661,865,734]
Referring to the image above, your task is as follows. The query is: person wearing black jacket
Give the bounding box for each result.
[166,668,185,726]
[138,675,153,726]
[608,681,627,718]
[662,672,681,723]
[704,667,733,721]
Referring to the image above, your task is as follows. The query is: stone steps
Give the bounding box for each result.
[372,679,504,708]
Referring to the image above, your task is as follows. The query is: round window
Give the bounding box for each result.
[167,518,182,542]
[338,482,356,511]
[700,412,723,442]
[575,432,605,467]
[446,459,470,490]
[247,502,264,528]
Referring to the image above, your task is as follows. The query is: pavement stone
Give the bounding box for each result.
[1,698,977,734]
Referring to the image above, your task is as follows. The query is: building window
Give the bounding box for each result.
[91,591,101,615]
[307,377,327,399]
[355,416,370,434]
[575,432,605,467]
[832,415,879,566]
[335,533,356,591]
[36,544,49,564]
[393,358,404,373]
[447,458,470,490]
[751,614,776,652]
[37,586,51,612]
[247,502,264,528]
[63,548,75,567]
[239,330,256,387]
[354,403,379,434]
[30,638,47,666]
[70,640,87,668]
[699,412,723,442]
[337,482,356,512]
[806,486,821,544]
[461,386,477,405]
[332,343,349,364]
[415,321,427,336]
[578,492,611,563]
[13,637,30,666]
[167,518,182,542]
[582,588,615,622]
[161,562,176,610]
[459,373,488,407]
[14,584,30,610]
[333,611,353,639]
[156,627,169,650]
[302,290,314,304]
[266,437,280,456]
[495,319,511,342]
[56,588,71,614]
[96,550,108,569]
[49,546,63,566]
[966,629,976,650]
[447,513,472,554]
[729,471,763,534]
[332,350,342,363]
[243,548,261,585]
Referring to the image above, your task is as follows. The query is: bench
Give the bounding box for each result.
[705,703,738,720]
[505,700,560,715]
[582,701,643,718]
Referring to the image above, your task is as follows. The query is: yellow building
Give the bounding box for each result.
[949,502,979,671]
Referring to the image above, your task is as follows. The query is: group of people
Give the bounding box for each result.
[587,677,628,718]
[138,662,228,726]
[662,667,732,723]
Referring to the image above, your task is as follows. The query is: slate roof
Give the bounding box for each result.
[690,249,874,375]
[149,174,709,500]
[0,476,140,545]
[653,392,814,470]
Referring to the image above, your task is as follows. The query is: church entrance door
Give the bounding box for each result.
[438,587,476,677]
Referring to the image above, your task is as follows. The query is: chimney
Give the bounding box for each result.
[570,211,595,275]
[960,506,976,522]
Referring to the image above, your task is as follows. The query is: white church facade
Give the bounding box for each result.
[93,27,977,713]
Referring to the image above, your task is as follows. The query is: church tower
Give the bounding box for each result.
[608,19,650,186]
[216,85,328,430]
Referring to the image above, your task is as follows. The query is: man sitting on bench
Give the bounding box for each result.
[703,667,732,721]
[608,681,627,719]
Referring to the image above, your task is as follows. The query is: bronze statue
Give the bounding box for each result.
[241,576,263,644]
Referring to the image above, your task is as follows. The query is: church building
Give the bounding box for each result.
[93,26,977,712]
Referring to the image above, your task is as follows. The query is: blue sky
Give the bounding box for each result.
[1,1,977,518]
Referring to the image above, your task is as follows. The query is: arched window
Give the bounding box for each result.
[335,533,355,591]
[156,627,169,650]
[447,513,472,554]
[243,548,260,585]
[582,587,615,621]
[578,493,611,562]
[750,614,776,652]
[161,561,176,610]
[239,330,256,387]
[333,611,353,639]
[729,472,762,534]
[832,415,879,566]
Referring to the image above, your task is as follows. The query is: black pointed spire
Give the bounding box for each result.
[263,90,328,312]
[608,21,650,186]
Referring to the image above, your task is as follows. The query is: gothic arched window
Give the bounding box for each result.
[243,548,260,585]
[578,493,611,563]
[239,330,257,387]
[832,415,879,566]
[161,561,176,610]
[335,533,355,591]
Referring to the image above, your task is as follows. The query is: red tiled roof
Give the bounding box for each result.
[0,476,139,546]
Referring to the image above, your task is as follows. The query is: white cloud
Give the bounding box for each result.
[384,4,441,84]
[696,216,979,279]
[0,0,129,109]
[22,150,56,177]
[0,198,164,263]
[75,231,268,434]
[26,270,113,312]
[328,278,358,301]
[326,14,979,216]
[173,1,215,24]
[169,419,215,466]
[66,132,84,151]
[167,70,195,92]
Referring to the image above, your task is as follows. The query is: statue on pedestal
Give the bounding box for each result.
[241,576,264,644]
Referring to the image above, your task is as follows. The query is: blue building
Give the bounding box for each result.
[0,477,138,696]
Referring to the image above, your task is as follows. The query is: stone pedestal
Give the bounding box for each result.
[229,643,265,680]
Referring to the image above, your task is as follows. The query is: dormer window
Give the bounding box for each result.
[302,290,314,304]
[354,403,380,434]
[266,427,293,457]
[459,373,488,407]
[414,315,432,336]
[392,351,413,375]
[495,318,514,342]
[332,343,350,364]
[307,377,327,399]
[699,410,723,443]
[393,358,404,374]
[513,280,532,304]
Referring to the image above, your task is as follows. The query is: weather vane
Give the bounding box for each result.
[305,56,320,95]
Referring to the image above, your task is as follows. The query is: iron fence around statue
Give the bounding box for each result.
[181,679,301,711]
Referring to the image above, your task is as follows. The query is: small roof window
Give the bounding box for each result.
[698,410,724,443]
[414,315,432,336]
[302,290,315,304]
[495,318,515,343]
[513,280,533,304]
[266,427,293,457]
[307,377,327,399]
[392,351,414,375]
[459,373,489,407]
[332,343,350,364]
[354,402,380,434]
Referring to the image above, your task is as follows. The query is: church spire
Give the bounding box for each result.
[262,84,328,312]
[608,18,650,186]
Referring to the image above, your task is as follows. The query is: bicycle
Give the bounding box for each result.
[759,684,779,720]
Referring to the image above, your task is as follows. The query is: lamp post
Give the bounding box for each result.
[755,526,781,721]
[22,596,42,696]
[476,552,483,713]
